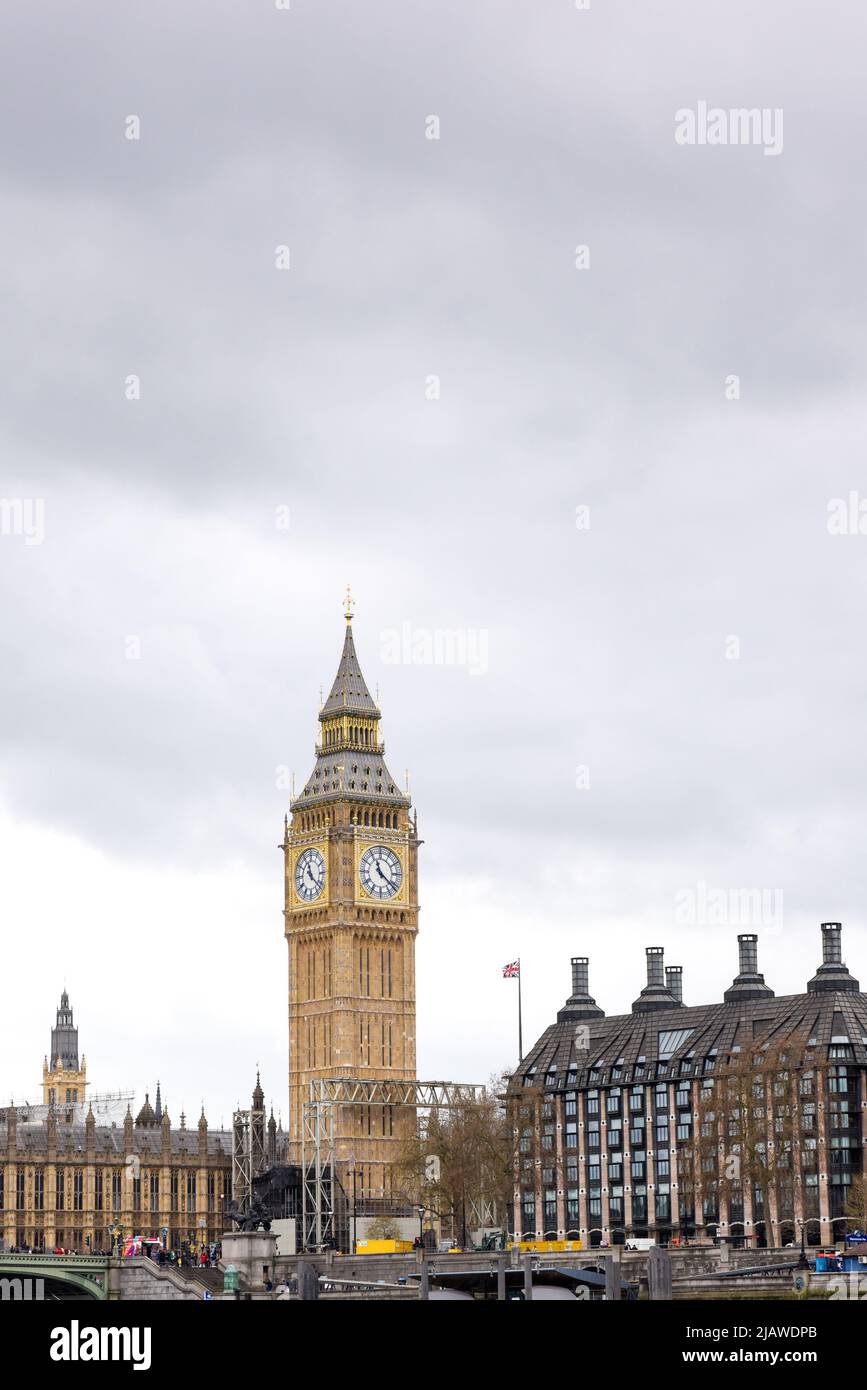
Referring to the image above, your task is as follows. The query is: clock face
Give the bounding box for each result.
[295,847,325,902]
[360,844,403,899]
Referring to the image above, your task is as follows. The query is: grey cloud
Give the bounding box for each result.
[2,0,867,1117]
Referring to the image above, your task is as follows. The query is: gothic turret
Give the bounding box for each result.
[268,1108,277,1164]
[252,1072,265,1112]
[42,990,87,1105]
[135,1092,159,1129]
[51,990,79,1069]
[198,1105,208,1156]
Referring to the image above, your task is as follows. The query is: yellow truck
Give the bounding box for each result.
[354,1238,414,1255]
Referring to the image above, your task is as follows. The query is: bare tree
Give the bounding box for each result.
[843,1177,867,1231]
[689,1039,809,1244]
[394,1071,515,1245]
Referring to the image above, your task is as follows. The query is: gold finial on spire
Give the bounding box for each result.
[344,584,354,623]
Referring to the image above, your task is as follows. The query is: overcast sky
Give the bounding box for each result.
[2,0,866,1125]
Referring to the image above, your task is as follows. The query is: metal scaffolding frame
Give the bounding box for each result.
[301,1077,487,1250]
[232,1107,267,1209]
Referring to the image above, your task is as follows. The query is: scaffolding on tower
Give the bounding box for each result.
[232,1104,268,1209]
[301,1076,489,1250]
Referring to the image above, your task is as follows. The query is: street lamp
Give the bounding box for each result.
[415,1205,425,1248]
[110,1220,123,1259]
[797,1219,810,1271]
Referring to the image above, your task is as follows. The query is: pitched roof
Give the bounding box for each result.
[511,989,867,1092]
[292,748,408,809]
[320,622,380,719]
[135,1093,158,1128]
[292,617,409,810]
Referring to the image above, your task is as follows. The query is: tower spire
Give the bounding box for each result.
[319,607,379,718]
[283,600,420,1177]
[291,605,408,809]
[44,988,87,1105]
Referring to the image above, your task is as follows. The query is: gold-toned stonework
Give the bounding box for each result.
[283,603,419,1201]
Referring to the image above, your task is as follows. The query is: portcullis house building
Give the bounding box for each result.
[509,923,866,1249]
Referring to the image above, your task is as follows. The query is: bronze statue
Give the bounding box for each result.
[225,1195,272,1232]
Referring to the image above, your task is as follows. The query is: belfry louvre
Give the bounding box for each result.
[509,923,867,1248]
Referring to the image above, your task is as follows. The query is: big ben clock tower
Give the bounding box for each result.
[283,593,419,1198]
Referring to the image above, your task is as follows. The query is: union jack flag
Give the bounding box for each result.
[502,961,520,978]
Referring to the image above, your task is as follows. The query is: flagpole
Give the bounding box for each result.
[518,958,523,1063]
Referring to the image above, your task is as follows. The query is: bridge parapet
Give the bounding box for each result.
[0,1253,108,1269]
[0,1252,109,1300]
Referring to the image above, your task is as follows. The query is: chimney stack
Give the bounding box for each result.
[808,922,859,994]
[822,921,842,965]
[646,947,664,988]
[738,934,758,976]
[632,946,680,1013]
[557,955,604,1022]
[572,957,589,998]
[665,966,683,1005]
[724,933,774,1003]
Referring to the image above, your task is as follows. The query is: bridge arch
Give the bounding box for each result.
[0,1256,107,1301]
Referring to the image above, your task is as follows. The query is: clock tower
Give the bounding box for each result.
[283,595,420,1198]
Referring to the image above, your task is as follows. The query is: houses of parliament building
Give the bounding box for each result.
[0,599,421,1250]
[0,992,246,1253]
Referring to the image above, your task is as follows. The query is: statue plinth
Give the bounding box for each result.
[221,1229,277,1290]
